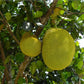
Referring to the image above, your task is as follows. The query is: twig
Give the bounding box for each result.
[0,41,11,84]
[0,24,4,31]
[35,0,58,37]
[0,11,19,45]
[27,73,39,80]
[1,74,5,84]
[63,11,84,17]
[23,73,28,83]
[0,18,3,22]
[14,57,32,84]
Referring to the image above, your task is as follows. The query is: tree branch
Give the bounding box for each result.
[0,18,3,22]
[0,24,4,31]
[63,11,84,17]
[1,74,5,84]
[0,41,11,84]
[14,57,32,84]
[35,0,58,37]
[0,11,19,45]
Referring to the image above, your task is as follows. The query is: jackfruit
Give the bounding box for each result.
[42,28,75,70]
[20,32,41,57]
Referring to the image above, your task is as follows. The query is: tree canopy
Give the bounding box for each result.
[0,0,84,84]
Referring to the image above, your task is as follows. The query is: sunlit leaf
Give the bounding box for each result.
[63,0,68,5]
[81,48,84,53]
[60,10,65,15]
[36,60,43,69]
[80,14,84,20]
[33,11,43,18]
[29,62,37,75]
[80,2,84,12]
[52,81,57,84]
[75,41,79,46]
[5,12,12,21]
[72,0,81,10]
[76,61,83,69]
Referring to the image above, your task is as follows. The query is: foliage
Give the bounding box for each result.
[0,0,84,84]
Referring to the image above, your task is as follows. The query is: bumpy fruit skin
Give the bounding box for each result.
[20,32,41,57]
[42,28,75,70]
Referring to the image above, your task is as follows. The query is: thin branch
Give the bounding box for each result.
[63,11,84,17]
[14,57,32,84]
[0,11,19,45]
[35,0,58,37]
[1,74,5,84]
[27,73,39,80]
[0,24,4,31]
[23,73,28,83]
[0,41,11,84]
[0,18,3,22]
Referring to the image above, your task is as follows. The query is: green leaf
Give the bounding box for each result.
[61,72,71,79]
[0,0,3,5]
[5,12,12,21]
[29,62,37,75]
[5,41,10,50]
[80,14,84,20]
[45,67,53,72]
[33,11,43,18]
[24,17,28,21]
[11,69,15,77]
[15,53,25,63]
[60,10,65,15]
[52,81,57,84]
[36,60,43,69]
[29,83,34,84]
[81,48,84,53]
[17,77,26,84]
[76,61,83,69]
[4,56,10,64]
[75,41,79,46]
[63,0,68,5]
[72,0,81,10]
[57,0,63,7]
[0,65,5,70]
[80,2,84,12]
[74,51,79,59]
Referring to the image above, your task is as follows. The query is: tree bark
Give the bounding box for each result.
[0,41,11,84]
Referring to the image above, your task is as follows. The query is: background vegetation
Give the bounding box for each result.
[0,0,84,84]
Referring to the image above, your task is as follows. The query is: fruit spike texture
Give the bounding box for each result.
[20,32,41,57]
[42,28,75,70]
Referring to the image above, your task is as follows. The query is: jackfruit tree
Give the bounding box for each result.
[0,0,84,84]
